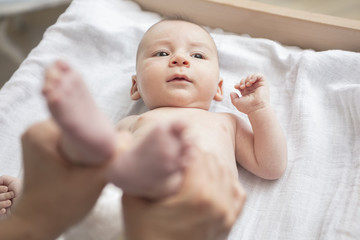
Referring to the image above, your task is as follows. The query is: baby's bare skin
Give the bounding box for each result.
[1,19,287,215]
[130,20,287,181]
[0,22,286,240]
[42,60,192,199]
[118,108,241,177]
[43,60,117,165]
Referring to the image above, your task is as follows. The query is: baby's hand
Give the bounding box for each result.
[0,175,22,217]
[230,74,270,115]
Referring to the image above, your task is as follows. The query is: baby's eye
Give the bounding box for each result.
[191,53,204,59]
[154,52,169,57]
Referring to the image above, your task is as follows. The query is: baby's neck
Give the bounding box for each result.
[148,106,210,112]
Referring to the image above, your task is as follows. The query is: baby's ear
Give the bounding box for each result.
[213,78,223,101]
[130,75,141,100]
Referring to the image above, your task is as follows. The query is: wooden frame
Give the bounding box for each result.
[134,0,360,52]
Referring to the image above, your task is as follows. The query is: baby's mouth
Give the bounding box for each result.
[167,74,192,83]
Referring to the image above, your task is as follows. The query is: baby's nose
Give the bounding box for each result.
[169,55,190,67]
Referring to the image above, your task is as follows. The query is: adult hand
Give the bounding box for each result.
[0,175,22,217]
[8,120,109,239]
[122,147,246,240]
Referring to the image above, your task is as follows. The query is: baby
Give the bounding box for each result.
[0,19,287,214]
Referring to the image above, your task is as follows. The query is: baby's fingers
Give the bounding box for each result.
[246,74,256,86]
[237,78,246,90]
[245,74,262,87]
[230,92,240,103]
[237,74,259,90]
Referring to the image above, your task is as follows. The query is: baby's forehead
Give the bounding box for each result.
[147,20,210,36]
[137,20,217,55]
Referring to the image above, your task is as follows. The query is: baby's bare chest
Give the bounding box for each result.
[131,108,236,161]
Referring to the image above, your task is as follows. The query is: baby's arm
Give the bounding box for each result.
[0,175,22,216]
[231,74,287,180]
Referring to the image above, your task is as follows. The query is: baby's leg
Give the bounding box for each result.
[43,60,117,164]
[109,122,192,199]
[43,60,190,199]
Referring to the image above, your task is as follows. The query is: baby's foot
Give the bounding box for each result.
[43,60,117,164]
[0,175,21,218]
[108,121,192,199]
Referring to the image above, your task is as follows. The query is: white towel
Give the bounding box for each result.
[0,0,359,239]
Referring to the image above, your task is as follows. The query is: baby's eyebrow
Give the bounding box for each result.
[189,42,215,53]
[153,41,215,55]
[142,39,217,58]
[151,39,172,47]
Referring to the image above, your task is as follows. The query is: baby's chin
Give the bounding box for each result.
[143,92,214,110]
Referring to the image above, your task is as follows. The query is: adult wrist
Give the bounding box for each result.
[0,214,50,240]
[8,208,63,240]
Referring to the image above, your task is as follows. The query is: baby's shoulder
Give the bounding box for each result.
[213,111,238,121]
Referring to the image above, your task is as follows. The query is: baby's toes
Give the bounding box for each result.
[161,146,184,172]
[160,142,188,173]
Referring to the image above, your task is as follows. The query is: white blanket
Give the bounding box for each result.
[0,0,359,239]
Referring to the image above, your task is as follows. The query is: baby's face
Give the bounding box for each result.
[132,20,223,110]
